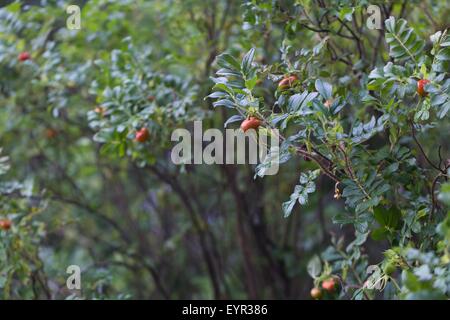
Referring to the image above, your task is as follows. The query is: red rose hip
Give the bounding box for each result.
[310,287,322,299]
[240,117,262,132]
[0,219,12,230]
[18,51,31,62]
[321,278,337,293]
[278,75,298,90]
[135,128,150,142]
[417,79,430,97]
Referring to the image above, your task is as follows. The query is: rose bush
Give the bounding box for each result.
[208,2,450,299]
[0,0,448,300]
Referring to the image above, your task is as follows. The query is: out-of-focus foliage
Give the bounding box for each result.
[0,0,449,300]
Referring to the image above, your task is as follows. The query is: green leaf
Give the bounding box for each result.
[414,265,432,281]
[432,32,450,72]
[216,68,242,77]
[213,99,235,109]
[245,75,258,91]
[282,198,296,218]
[371,227,388,241]
[315,79,332,99]
[351,115,388,144]
[437,183,450,206]
[205,91,227,100]
[288,92,308,112]
[224,114,244,128]
[338,7,354,21]
[216,53,241,71]
[288,91,318,114]
[374,206,401,229]
[384,17,424,63]
[241,48,255,77]
[282,170,320,217]
[307,255,322,278]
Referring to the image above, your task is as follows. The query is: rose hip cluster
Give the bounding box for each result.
[310,277,338,300]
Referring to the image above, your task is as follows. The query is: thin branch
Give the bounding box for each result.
[410,121,444,173]
[146,164,223,299]
[336,17,363,59]
[438,145,444,170]
[430,173,442,220]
